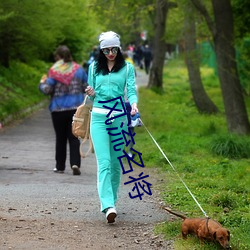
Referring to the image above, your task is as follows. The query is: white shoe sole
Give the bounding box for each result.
[106,208,117,223]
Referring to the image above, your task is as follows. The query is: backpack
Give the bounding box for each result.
[72,95,94,158]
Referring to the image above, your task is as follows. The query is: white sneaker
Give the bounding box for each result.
[53,168,64,173]
[72,165,81,175]
[105,207,117,223]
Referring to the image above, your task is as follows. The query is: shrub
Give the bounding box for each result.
[210,135,250,158]
[210,191,237,209]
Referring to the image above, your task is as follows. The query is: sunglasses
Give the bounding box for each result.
[102,47,119,55]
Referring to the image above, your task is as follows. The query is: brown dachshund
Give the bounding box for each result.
[162,207,231,249]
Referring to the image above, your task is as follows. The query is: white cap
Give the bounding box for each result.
[99,31,121,49]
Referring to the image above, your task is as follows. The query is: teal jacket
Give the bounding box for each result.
[87,62,138,110]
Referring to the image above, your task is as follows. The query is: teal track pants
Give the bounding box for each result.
[90,111,128,212]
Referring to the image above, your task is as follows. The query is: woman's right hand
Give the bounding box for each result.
[85,86,95,97]
[40,74,47,83]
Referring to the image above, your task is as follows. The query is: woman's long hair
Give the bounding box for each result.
[95,48,126,75]
[54,45,73,63]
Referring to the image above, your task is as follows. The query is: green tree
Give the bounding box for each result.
[0,0,99,67]
[191,0,250,135]
[0,0,58,66]
[232,0,250,39]
[148,0,177,89]
[232,0,250,95]
[91,0,155,47]
[183,1,218,114]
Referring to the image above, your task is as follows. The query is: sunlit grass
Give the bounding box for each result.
[0,60,49,122]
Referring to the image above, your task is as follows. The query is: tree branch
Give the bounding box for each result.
[190,0,216,37]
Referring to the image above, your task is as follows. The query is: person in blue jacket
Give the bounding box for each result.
[86,31,138,223]
[39,45,88,175]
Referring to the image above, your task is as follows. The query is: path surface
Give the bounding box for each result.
[0,70,173,249]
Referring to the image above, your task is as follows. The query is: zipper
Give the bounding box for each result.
[108,72,111,99]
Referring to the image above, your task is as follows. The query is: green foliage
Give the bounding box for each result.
[0,60,49,122]
[92,0,156,45]
[236,37,250,95]
[0,0,100,66]
[210,191,238,209]
[165,0,213,45]
[165,3,184,44]
[232,0,250,39]
[135,58,250,249]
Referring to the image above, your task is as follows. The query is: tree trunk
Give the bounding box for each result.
[147,0,169,89]
[184,4,218,114]
[212,0,250,134]
[191,0,250,134]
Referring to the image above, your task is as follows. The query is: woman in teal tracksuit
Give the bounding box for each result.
[86,31,138,223]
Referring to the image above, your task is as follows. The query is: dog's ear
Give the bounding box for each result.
[227,230,230,240]
[213,231,217,240]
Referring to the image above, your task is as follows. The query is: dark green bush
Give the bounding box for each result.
[210,135,250,159]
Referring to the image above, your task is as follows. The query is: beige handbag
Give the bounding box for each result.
[72,95,94,158]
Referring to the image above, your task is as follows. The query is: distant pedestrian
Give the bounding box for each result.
[134,45,144,69]
[85,31,138,223]
[143,44,152,74]
[39,45,88,175]
[86,46,99,71]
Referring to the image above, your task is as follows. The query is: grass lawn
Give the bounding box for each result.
[135,58,250,250]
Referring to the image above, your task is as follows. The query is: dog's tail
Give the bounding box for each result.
[161,206,187,220]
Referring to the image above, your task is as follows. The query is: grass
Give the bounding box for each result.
[134,58,250,250]
[0,60,50,124]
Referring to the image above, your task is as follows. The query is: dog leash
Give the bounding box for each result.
[139,118,209,218]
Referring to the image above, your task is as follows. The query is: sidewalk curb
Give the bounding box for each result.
[1,99,48,129]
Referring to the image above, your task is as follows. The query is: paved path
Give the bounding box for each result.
[0,104,164,222]
[135,68,149,88]
[0,68,155,222]
[0,70,172,249]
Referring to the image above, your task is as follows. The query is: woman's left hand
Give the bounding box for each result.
[131,103,138,116]
[85,86,96,97]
